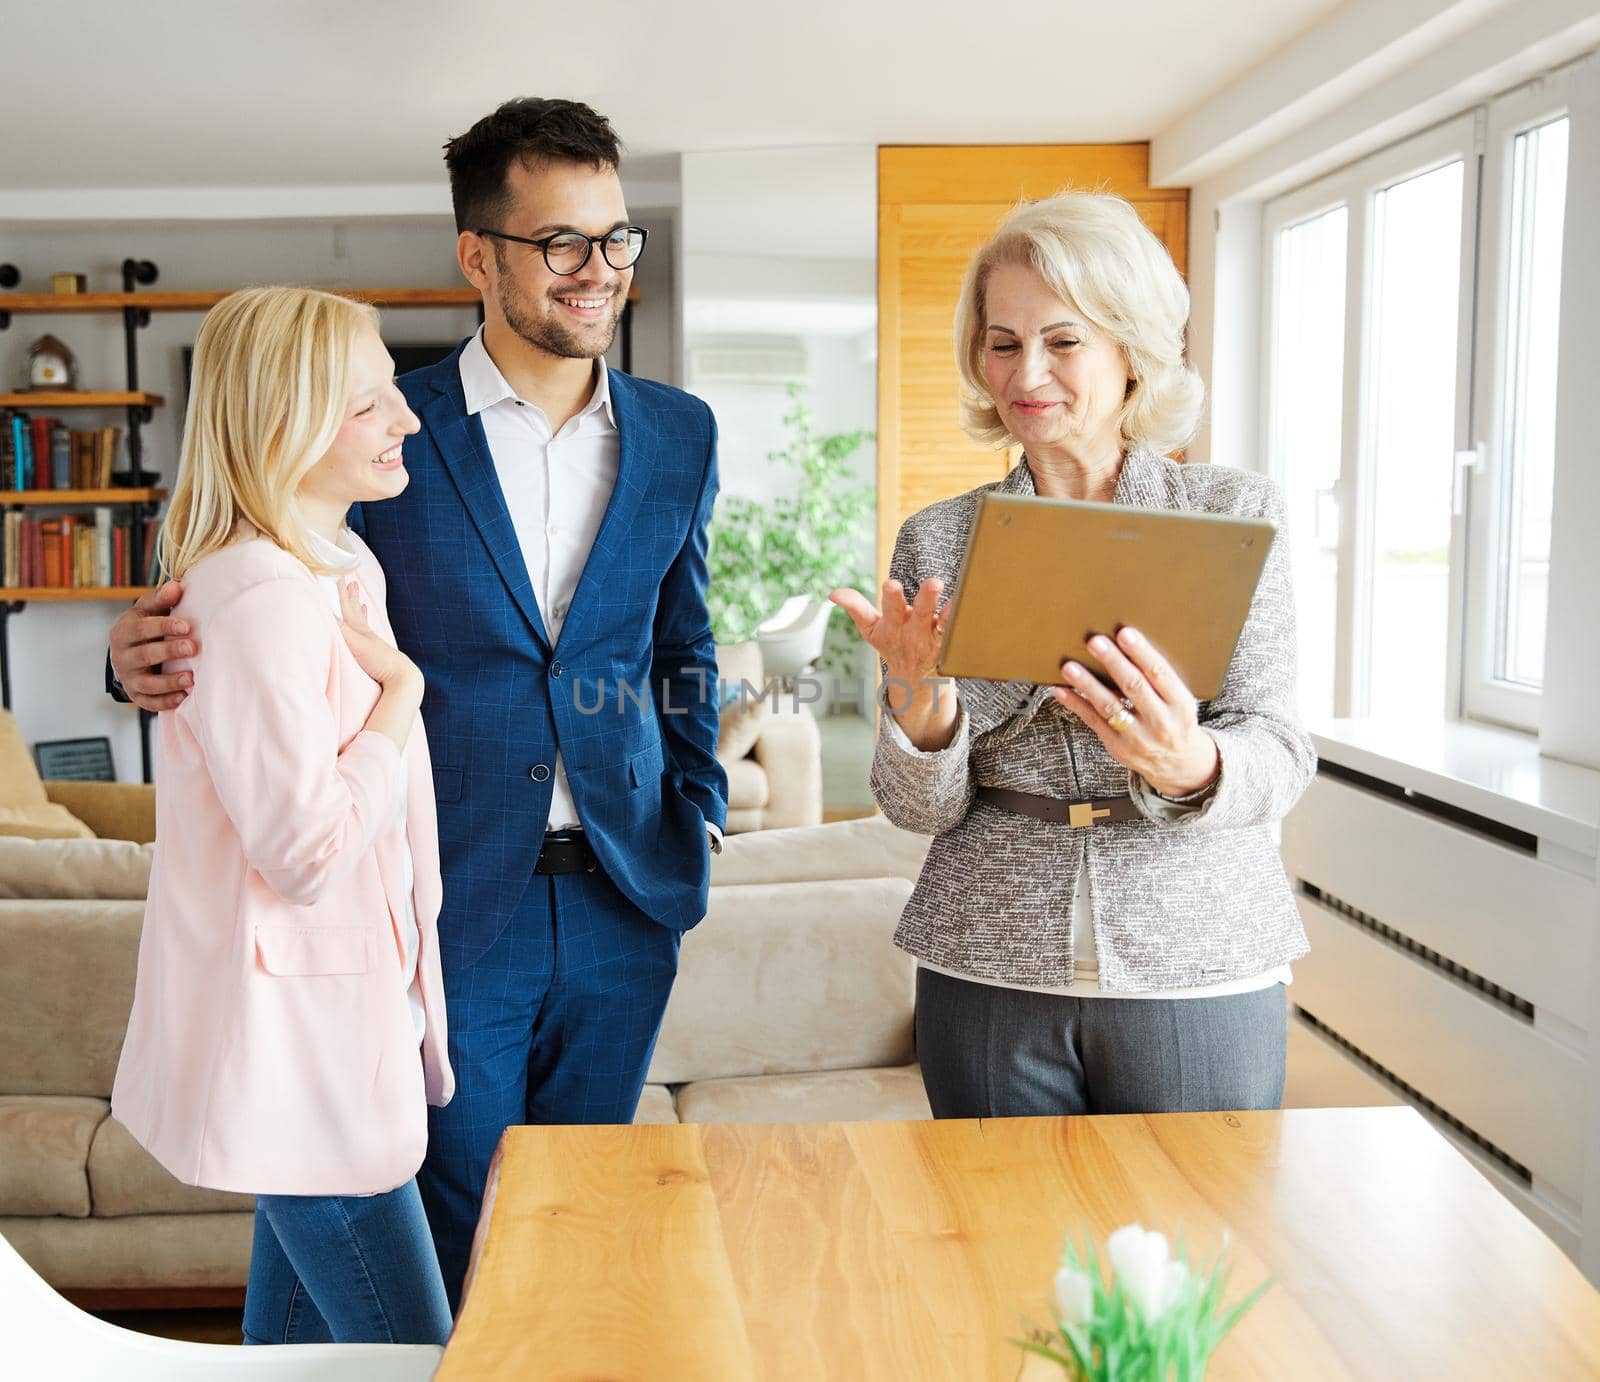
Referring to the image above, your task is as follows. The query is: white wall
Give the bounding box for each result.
[688,331,876,507]
[1,202,678,782]
[679,148,878,615]
[1538,53,1600,774]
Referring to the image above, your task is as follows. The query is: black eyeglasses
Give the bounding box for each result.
[473,224,648,276]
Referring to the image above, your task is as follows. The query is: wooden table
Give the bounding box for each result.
[436,1108,1600,1379]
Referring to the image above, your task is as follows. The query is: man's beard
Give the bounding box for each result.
[494,252,624,360]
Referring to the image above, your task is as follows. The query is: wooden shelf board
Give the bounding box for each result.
[0,288,483,313]
[3,587,153,602]
[0,391,163,408]
[3,488,166,505]
[0,284,636,312]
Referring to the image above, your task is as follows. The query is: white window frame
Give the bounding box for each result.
[1461,73,1572,732]
[1263,113,1479,721]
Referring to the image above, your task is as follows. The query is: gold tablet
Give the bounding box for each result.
[935,492,1275,701]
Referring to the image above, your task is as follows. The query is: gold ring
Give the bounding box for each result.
[1106,707,1135,733]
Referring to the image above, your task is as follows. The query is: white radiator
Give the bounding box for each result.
[1281,770,1596,1259]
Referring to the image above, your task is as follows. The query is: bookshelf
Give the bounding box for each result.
[5,488,166,505]
[0,391,164,409]
[6,587,158,602]
[0,260,505,781]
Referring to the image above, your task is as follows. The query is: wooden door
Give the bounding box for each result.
[877,145,1188,578]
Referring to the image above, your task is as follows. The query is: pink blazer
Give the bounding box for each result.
[111,529,454,1196]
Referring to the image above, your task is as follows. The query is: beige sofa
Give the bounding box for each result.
[0,831,256,1304]
[0,814,934,1299]
[641,815,933,1123]
[715,640,823,833]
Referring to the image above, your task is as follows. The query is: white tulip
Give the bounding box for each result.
[1054,1265,1094,1325]
[1106,1224,1189,1323]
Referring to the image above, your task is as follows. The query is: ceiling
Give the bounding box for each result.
[3,0,1346,192]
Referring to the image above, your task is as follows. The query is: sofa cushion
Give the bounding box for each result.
[86,1116,254,1217]
[718,697,770,765]
[0,715,93,840]
[674,1065,932,1125]
[0,1095,106,1217]
[42,780,156,845]
[0,1211,255,1291]
[648,876,915,1085]
[723,758,770,812]
[711,815,931,888]
[0,804,95,841]
[0,898,143,1097]
[0,836,153,901]
[633,1084,678,1125]
[716,641,770,762]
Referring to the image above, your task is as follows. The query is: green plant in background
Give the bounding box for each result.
[705,385,875,676]
[1018,1224,1269,1381]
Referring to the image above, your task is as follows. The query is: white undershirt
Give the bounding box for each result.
[460,328,618,833]
[310,529,425,1043]
[458,330,722,849]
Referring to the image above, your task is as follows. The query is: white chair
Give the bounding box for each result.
[755,596,834,682]
[2,1229,444,1381]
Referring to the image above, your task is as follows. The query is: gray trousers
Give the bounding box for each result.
[915,967,1287,1119]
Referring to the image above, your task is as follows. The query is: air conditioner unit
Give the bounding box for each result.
[689,342,810,387]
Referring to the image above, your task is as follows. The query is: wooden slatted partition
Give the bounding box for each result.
[876,145,1188,578]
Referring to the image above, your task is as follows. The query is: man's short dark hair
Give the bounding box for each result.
[443,98,624,233]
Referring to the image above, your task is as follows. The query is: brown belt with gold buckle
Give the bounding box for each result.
[976,786,1142,828]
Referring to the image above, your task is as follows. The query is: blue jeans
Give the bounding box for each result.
[242,1177,452,1346]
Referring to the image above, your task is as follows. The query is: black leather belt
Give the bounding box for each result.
[535,829,598,874]
[977,786,1142,827]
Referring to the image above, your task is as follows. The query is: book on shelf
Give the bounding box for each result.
[51,422,70,489]
[0,506,151,590]
[29,418,52,491]
[2,512,19,586]
[10,412,31,489]
[0,407,126,492]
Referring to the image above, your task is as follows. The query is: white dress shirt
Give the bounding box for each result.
[458,329,721,848]
[310,528,426,1042]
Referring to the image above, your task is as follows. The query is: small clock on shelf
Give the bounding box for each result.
[23,334,79,390]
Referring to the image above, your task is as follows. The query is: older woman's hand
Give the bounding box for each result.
[829,577,947,683]
[1052,626,1220,798]
[830,578,960,752]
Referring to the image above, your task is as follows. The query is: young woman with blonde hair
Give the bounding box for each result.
[111,286,455,1345]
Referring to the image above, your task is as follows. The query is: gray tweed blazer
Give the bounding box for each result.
[872,448,1314,992]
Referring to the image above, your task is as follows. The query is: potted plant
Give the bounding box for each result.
[706,385,874,682]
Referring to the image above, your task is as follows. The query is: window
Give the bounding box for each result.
[1265,74,1572,732]
[1465,90,1570,728]
[1364,160,1464,723]
[1268,207,1346,722]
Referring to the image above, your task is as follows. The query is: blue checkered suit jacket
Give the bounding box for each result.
[350,342,727,964]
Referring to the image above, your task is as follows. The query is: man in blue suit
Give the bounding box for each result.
[108,97,727,1307]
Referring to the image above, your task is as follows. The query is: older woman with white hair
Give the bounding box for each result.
[832,191,1314,1118]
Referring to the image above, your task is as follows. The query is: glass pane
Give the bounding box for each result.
[1496,116,1568,688]
[1366,161,1463,721]
[1271,206,1347,721]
